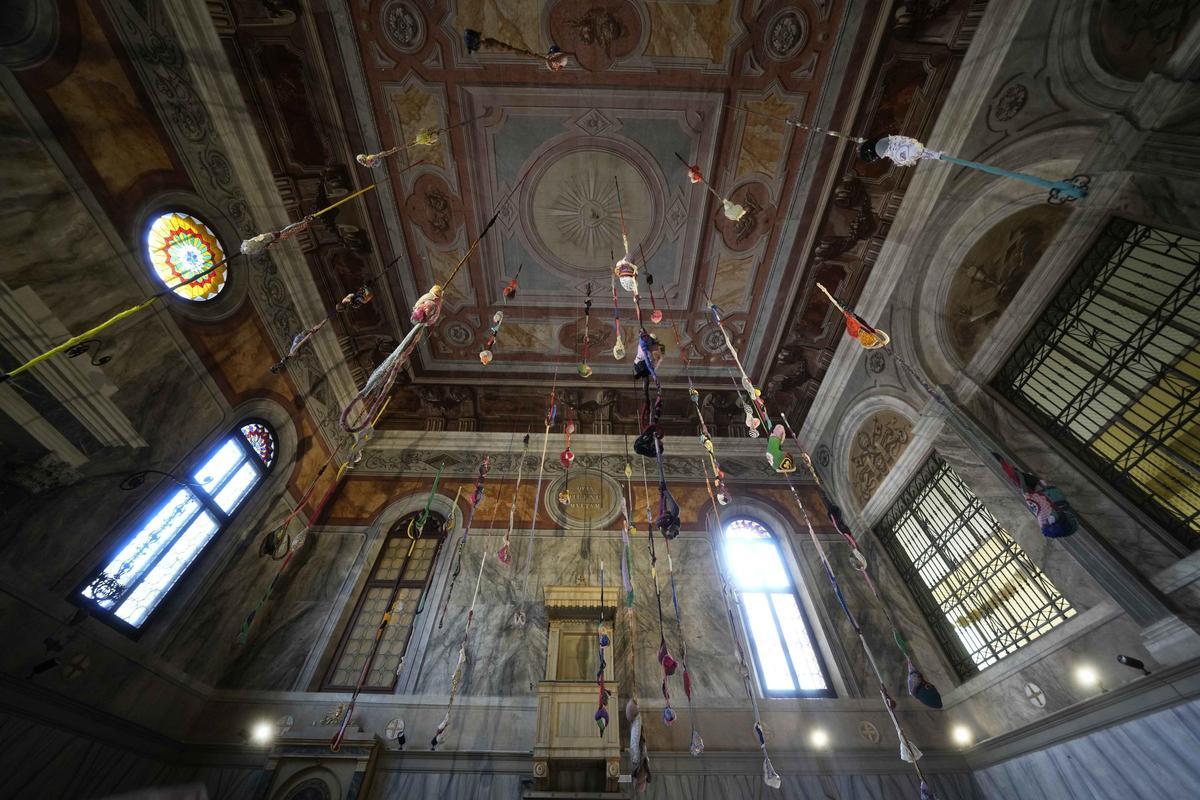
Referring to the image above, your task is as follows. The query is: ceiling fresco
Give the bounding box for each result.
[218,0,985,433]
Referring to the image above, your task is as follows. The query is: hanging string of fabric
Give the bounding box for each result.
[430,451,498,751]
[434,456,493,630]
[354,114,481,170]
[782,434,943,709]
[673,151,747,221]
[340,164,537,433]
[775,450,937,798]
[480,263,521,366]
[461,28,570,71]
[610,269,626,360]
[698,458,781,789]
[578,283,594,377]
[559,409,576,505]
[498,434,530,565]
[620,436,651,791]
[594,561,612,736]
[331,468,445,752]
[238,396,393,643]
[815,283,1079,538]
[517,370,559,626]
[659,508,703,755]
[725,104,1088,203]
[639,455,677,728]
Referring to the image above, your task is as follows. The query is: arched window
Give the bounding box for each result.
[323,512,446,692]
[77,421,276,631]
[724,518,833,697]
[145,211,228,301]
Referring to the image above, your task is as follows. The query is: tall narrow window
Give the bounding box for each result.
[323,513,445,692]
[994,218,1199,549]
[723,518,832,697]
[876,457,1075,678]
[77,421,275,632]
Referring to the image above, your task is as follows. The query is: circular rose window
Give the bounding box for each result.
[145,211,227,301]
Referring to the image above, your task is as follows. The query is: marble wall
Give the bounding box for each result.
[972,696,1200,800]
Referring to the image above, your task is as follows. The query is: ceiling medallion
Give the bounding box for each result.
[765,9,808,61]
[443,321,474,348]
[381,0,424,54]
[550,170,623,256]
[993,83,1028,122]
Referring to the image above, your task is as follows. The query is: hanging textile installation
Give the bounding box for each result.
[434,457,492,630]
[727,104,1088,203]
[340,167,535,433]
[594,561,611,736]
[815,283,1078,539]
[578,283,594,377]
[330,469,444,752]
[241,184,378,255]
[515,377,559,627]
[610,272,626,360]
[431,454,494,750]
[481,264,521,366]
[699,459,781,789]
[462,29,569,70]
[355,114,482,169]
[238,397,392,644]
[673,152,746,221]
[272,284,374,374]
[498,434,530,565]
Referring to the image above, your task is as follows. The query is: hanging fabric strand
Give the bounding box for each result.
[672,151,746,221]
[726,104,1088,203]
[517,373,559,625]
[332,467,442,752]
[239,397,392,643]
[481,264,521,366]
[640,455,677,728]
[499,434,530,565]
[610,270,626,360]
[699,458,780,789]
[461,28,570,70]
[594,561,612,736]
[355,114,481,168]
[661,526,703,755]
[815,283,1078,539]
[340,166,536,432]
[578,283,594,377]
[434,457,493,630]
[431,453,495,751]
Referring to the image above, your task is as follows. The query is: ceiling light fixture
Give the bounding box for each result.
[810,728,830,748]
[250,720,274,745]
[951,724,973,747]
[1074,664,1106,693]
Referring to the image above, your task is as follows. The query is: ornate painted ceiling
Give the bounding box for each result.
[220,0,984,433]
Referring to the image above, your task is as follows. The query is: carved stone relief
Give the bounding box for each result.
[848,410,912,506]
[944,204,1071,364]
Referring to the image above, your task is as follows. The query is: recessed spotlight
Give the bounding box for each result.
[810,728,830,748]
[951,724,973,746]
[250,720,274,745]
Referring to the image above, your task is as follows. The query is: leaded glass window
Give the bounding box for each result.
[146,211,227,301]
[77,421,275,631]
[323,513,445,692]
[875,456,1075,678]
[994,219,1199,549]
[723,518,833,697]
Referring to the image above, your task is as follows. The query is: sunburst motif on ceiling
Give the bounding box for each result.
[547,170,622,257]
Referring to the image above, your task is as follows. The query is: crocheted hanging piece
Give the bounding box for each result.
[615,258,639,293]
[814,282,890,349]
[656,489,680,540]
[994,452,1079,538]
[763,757,782,790]
[858,135,1088,203]
[765,425,796,473]
[673,152,747,220]
[658,638,678,676]
[690,727,705,757]
[356,127,439,168]
[578,284,594,378]
[610,273,627,360]
[906,660,944,709]
[921,780,937,800]
[461,29,570,71]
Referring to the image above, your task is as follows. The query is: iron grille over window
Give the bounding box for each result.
[875,457,1075,678]
[722,518,833,697]
[77,420,276,633]
[994,218,1199,549]
[323,513,445,692]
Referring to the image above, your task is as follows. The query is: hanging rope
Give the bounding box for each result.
[699,458,780,789]
[639,454,677,728]
[431,444,514,751]
[517,371,559,624]
[499,434,530,565]
[340,165,536,433]
[480,263,521,366]
[660,521,703,755]
[672,151,746,221]
[461,29,570,70]
[594,561,612,736]
[725,104,1087,203]
[355,114,481,169]
[434,456,493,630]
[578,283,594,377]
[610,270,626,360]
[815,283,1079,538]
